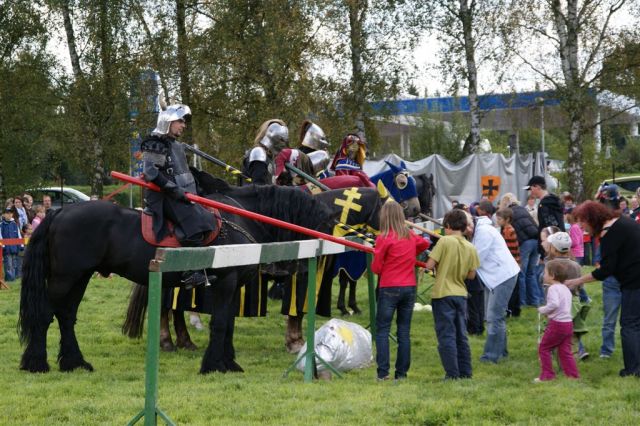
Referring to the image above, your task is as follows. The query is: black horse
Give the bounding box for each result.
[124,187,384,354]
[414,172,436,217]
[18,180,340,375]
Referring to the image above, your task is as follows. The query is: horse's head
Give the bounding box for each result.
[414,173,436,217]
[370,161,420,218]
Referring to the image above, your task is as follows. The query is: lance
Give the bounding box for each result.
[183,143,252,183]
[111,171,429,268]
[285,163,441,240]
[419,213,443,228]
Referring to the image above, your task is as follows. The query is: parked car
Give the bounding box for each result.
[27,187,91,209]
[600,176,640,199]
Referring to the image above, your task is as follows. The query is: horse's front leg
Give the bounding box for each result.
[174,309,198,350]
[200,272,237,374]
[347,278,361,315]
[160,307,176,352]
[222,283,243,372]
[337,274,349,316]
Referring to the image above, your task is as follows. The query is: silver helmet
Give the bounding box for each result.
[152,104,191,136]
[259,122,289,154]
[301,122,328,151]
[307,150,330,174]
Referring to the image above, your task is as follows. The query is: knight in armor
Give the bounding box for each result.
[243,119,289,184]
[330,133,373,187]
[141,104,216,288]
[297,119,332,179]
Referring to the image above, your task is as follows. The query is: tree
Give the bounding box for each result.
[51,0,137,197]
[319,0,427,150]
[503,0,637,201]
[0,1,57,199]
[425,0,508,156]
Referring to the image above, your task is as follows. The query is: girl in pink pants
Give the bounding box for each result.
[536,259,580,382]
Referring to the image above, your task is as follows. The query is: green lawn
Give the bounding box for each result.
[1,273,638,425]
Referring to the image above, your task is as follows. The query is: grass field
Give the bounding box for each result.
[1,273,639,425]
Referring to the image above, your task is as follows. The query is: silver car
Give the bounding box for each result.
[27,187,91,209]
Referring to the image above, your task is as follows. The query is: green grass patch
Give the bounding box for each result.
[1,273,638,425]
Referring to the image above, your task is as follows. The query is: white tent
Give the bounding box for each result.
[364,153,548,218]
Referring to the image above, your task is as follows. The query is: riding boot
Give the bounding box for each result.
[181,270,215,290]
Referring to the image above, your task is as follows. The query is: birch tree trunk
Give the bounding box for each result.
[176,0,193,143]
[348,0,367,140]
[553,0,585,200]
[460,0,481,155]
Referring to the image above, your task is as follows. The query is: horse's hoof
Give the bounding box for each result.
[20,356,50,373]
[286,339,304,354]
[224,359,245,373]
[337,307,350,316]
[60,358,94,372]
[160,341,176,352]
[177,341,198,351]
[350,305,362,315]
[200,361,227,375]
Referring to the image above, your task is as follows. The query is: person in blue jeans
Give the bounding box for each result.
[371,201,430,381]
[499,193,542,306]
[1,208,23,281]
[473,201,521,363]
[598,258,622,358]
[425,209,480,379]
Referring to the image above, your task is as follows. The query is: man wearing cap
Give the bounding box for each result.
[141,104,216,288]
[524,176,564,258]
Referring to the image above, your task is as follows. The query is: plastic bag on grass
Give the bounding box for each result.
[295,318,372,372]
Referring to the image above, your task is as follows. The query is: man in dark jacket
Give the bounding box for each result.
[524,176,565,250]
[141,104,216,288]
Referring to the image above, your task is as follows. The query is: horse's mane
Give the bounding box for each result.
[191,167,232,193]
[230,185,336,241]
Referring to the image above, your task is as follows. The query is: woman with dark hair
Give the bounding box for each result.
[566,201,640,378]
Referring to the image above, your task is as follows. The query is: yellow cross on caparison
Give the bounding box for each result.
[334,187,363,224]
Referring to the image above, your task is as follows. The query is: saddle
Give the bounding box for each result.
[141,208,223,248]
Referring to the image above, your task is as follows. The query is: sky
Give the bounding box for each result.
[48,3,638,101]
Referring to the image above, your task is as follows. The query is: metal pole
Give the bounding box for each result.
[183,143,251,182]
[128,270,175,426]
[303,257,317,383]
[366,253,376,339]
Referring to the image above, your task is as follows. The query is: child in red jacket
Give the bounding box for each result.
[371,201,430,381]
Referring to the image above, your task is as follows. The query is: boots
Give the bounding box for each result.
[181,270,215,290]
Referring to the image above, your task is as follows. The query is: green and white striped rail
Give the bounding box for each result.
[129,237,376,426]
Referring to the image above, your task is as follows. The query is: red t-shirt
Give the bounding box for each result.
[371,231,430,287]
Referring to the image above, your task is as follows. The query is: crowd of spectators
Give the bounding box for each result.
[428,179,640,381]
[0,193,52,283]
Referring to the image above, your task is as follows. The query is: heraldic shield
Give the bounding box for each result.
[481,175,501,202]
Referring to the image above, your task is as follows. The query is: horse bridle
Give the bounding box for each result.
[214,193,258,244]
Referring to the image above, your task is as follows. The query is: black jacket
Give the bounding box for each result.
[536,193,565,255]
[509,204,539,244]
[141,134,216,243]
[538,193,565,231]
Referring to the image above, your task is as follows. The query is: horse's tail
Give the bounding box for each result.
[18,209,60,345]
[122,283,148,338]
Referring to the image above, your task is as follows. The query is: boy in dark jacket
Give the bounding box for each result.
[1,208,23,281]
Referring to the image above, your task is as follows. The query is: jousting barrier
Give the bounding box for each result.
[110,171,429,268]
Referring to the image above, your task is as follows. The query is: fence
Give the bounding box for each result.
[128,237,375,426]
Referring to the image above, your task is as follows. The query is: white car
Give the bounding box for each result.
[28,187,91,209]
